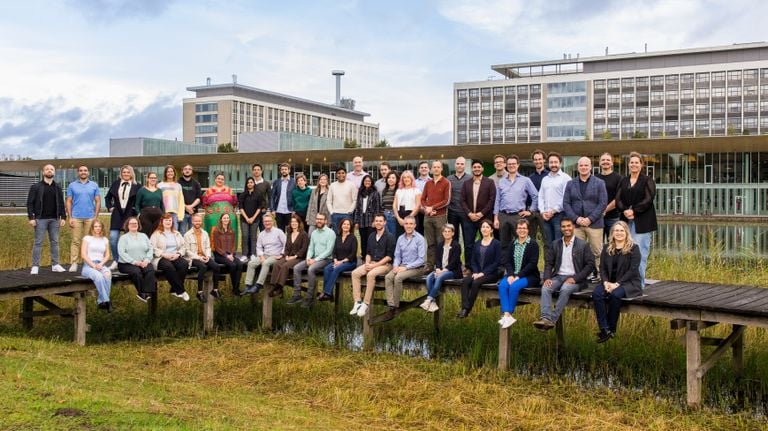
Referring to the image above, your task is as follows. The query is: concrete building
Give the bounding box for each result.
[109,137,216,157]
[454,42,768,144]
[183,80,379,149]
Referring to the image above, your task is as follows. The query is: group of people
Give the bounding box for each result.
[26,151,657,341]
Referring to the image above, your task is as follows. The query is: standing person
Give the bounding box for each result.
[66,165,101,272]
[27,164,66,275]
[461,160,496,276]
[380,171,399,235]
[105,165,140,270]
[271,163,295,231]
[538,152,571,248]
[563,157,607,283]
[457,220,501,318]
[250,163,272,230]
[490,154,509,188]
[615,152,657,287]
[353,175,382,258]
[349,214,395,317]
[527,150,549,242]
[243,213,286,295]
[211,213,244,297]
[380,216,426,321]
[497,219,541,328]
[158,165,185,230]
[135,172,164,237]
[326,167,357,234]
[447,157,470,258]
[534,218,595,330]
[238,177,263,261]
[318,218,358,301]
[269,215,309,298]
[393,170,421,237]
[348,155,368,189]
[374,162,391,194]
[421,161,451,272]
[117,216,157,302]
[306,173,330,236]
[288,213,335,307]
[596,152,624,241]
[592,221,642,343]
[292,174,312,228]
[493,156,538,264]
[178,164,203,235]
[414,161,431,235]
[150,214,190,301]
[80,219,113,312]
[184,213,221,303]
[420,223,462,313]
[202,172,239,239]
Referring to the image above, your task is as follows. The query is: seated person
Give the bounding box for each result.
[117,216,157,302]
[150,214,190,301]
[496,219,541,328]
[319,218,358,301]
[184,213,222,302]
[350,213,396,317]
[381,216,426,322]
[80,219,113,312]
[243,213,286,295]
[211,213,244,296]
[420,223,462,313]
[287,213,335,307]
[269,214,309,298]
[457,219,501,318]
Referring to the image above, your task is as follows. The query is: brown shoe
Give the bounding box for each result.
[269,286,284,298]
[462,268,472,277]
[533,318,556,331]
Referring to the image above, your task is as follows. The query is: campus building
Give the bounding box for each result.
[183,80,380,149]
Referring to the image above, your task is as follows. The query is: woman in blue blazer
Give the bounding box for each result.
[498,219,541,328]
[458,219,501,318]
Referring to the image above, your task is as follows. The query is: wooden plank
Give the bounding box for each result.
[686,321,702,407]
[74,292,87,346]
[684,285,762,307]
[369,294,429,325]
[718,289,768,310]
[20,309,75,318]
[0,283,95,301]
[644,282,720,303]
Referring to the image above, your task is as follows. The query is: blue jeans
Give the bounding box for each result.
[498,275,529,314]
[82,260,112,304]
[331,213,352,234]
[32,219,60,267]
[322,261,357,295]
[109,229,121,263]
[540,275,580,322]
[541,212,563,248]
[384,210,397,235]
[425,269,457,298]
[180,212,194,235]
[628,220,652,287]
[603,217,619,242]
[592,283,626,332]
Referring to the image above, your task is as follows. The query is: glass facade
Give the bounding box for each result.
[546,81,587,141]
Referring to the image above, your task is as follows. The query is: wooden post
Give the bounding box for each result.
[686,320,702,407]
[250,289,258,310]
[334,280,342,315]
[732,324,744,378]
[73,292,87,346]
[149,293,158,316]
[22,297,34,329]
[262,290,273,331]
[498,326,511,371]
[362,301,374,351]
[555,317,565,352]
[202,276,214,335]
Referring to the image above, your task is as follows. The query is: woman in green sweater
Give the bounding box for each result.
[291,174,312,231]
[135,172,165,236]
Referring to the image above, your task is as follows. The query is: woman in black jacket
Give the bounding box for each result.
[421,223,462,313]
[497,219,541,328]
[591,221,642,343]
[458,219,501,318]
[238,177,264,260]
[105,165,140,269]
[353,175,382,258]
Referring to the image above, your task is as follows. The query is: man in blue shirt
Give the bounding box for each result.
[381,216,426,321]
[493,155,538,263]
[66,165,101,272]
[271,163,295,231]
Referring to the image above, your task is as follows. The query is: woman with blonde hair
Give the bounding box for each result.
[393,170,421,237]
[81,219,113,312]
[105,164,140,270]
[591,221,642,343]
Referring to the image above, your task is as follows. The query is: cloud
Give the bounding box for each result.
[386,128,452,147]
[66,0,175,23]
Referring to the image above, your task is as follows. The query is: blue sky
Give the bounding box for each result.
[0,0,765,158]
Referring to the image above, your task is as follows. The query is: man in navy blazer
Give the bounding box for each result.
[534,218,595,330]
[271,163,295,231]
[562,157,607,282]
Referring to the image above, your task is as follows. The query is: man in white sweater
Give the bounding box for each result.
[326,167,358,234]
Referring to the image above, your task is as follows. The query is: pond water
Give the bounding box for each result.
[654,221,768,258]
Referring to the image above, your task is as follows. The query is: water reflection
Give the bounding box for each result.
[655,222,768,258]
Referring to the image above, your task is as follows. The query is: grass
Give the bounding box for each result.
[1,215,768,428]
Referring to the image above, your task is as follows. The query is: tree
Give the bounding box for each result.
[343,138,359,149]
[374,139,389,148]
[601,130,613,140]
[632,130,647,139]
[217,143,237,153]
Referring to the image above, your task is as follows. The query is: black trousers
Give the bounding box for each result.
[118,262,157,294]
[214,252,243,293]
[359,226,374,260]
[157,257,189,294]
[190,258,220,292]
[460,273,499,312]
[275,213,292,232]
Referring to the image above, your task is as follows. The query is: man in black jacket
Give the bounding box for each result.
[534,218,595,330]
[26,164,66,275]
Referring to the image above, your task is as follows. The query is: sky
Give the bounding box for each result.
[0,0,765,159]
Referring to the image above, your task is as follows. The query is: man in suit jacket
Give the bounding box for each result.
[271,163,296,231]
[460,160,496,274]
[105,165,141,270]
[534,218,595,330]
[562,157,607,281]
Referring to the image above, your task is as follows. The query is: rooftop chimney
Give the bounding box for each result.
[232,74,237,84]
[332,70,345,105]
[206,77,211,86]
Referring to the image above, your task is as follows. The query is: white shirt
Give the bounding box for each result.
[538,170,571,213]
[327,181,358,214]
[119,181,131,210]
[395,188,418,211]
[84,235,108,262]
[557,238,576,277]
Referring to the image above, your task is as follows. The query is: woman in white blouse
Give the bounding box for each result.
[81,219,113,312]
[393,170,421,237]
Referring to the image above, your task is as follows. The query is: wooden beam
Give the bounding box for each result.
[686,321,702,407]
[498,326,511,371]
[202,276,214,335]
[696,325,747,379]
[732,324,744,378]
[21,297,33,329]
[262,288,273,331]
[74,292,87,346]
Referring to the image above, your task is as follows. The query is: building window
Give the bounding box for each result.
[493,87,503,97]
[493,114,502,123]
[621,78,634,89]
[517,113,528,123]
[607,109,620,119]
[712,103,725,114]
[744,101,757,112]
[469,102,478,111]
[665,75,679,86]
[651,121,663,133]
[481,88,491,98]
[594,109,606,119]
[195,103,218,112]
[469,130,479,139]
[744,117,757,129]
[651,106,664,117]
[651,91,664,101]
[481,129,491,139]
[621,93,635,103]
[481,101,491,111]
[696,72,710,84]
[608,94,621,104]
[607,79,620,89]
[744,69,758,80]
[622,108,634,118]
[195,136,217,145]
[530,84,541,95]
[728,102,742,113]
[712,118,725,130]
[517,86,528,96]
[506,128,515,138]
[594,80,606,90]
[506,86,516,96]
[492,129,503,138]
[493,101,503,110]
[665,90,678,100]
[457,89,467,98]
[458,102,467,112]
[636,107,649,118]
[727,70,742,81]
[727,86,742,97]
[744,85,757,96]
[680,104,694,116]
[195,125,217,134]
[457,131,467,141]
[680,89,693,99]
[636,77,649,87]
[651,76,664,86]
[711,71,725,82]
[760,100,768,112]
[518,99,529,109]
[195,114,217,123]
[696,87,710,99]
[505,113,515,123]
[469,116,478,125]
[711,87,725,98]
[457,116,467,126]
[530,99,541,109]
[680,74,694,85]
[469,89,479,98]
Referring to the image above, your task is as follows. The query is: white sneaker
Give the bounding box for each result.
[68,263,78,272]
[51,264,65,272]
[30,266,39,275]
[419,298,431,311]
[500,315,517,329]
[109,261,118,271]
[239,255,249,263]
[251,254,257,260]
[172,291,190,302]
[356,302,369,317]
[427,301,439,313]
[350,301,362,315]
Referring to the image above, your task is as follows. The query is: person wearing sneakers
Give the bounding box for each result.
[269,214,309,298]
[497,219,541,328]
[318,217,358,302]
[421,223,462,313]
[288,213,335,308]
[243,213,286,295]
[211,213,244,297]
[27,164,66,275]
[117,216,157,302]
[66,165,101,273]
[533,218,594,331]
[380,216,426,322]
[150,214,190,301]
[80,219,113,313]
[184,213,221,303]
[105,165,140,271]
[350,214,395,317]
